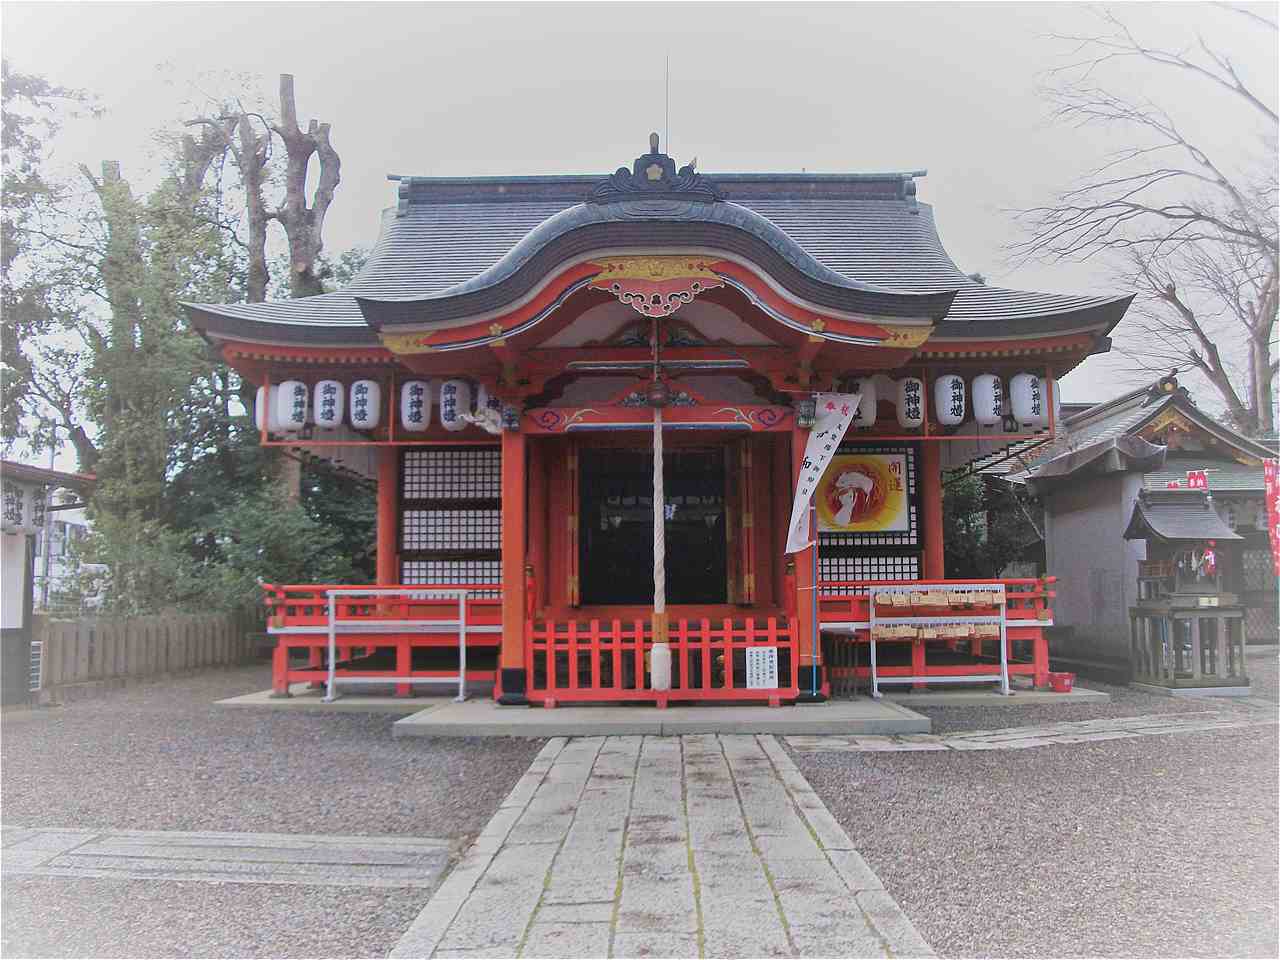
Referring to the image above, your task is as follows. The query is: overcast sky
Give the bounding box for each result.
[4,1,1276,470]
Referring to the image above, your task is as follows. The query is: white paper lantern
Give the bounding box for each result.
[895,377,924,429]
[439,379,472,432]
[313,380,344,430]
[845,377,877,428]
[255,384,286,432]
[1046,377,1062,428]
[30,484,47,532]
[475,383,502,415]
[2,479,28,533]
[971,374,1004,427]
[254,385,268,432]
[933,373,966,427]
[0,480,44,535]
[274,380,308,432]
[1010,372,1046,429]
[400,380,431,432]
[349,379,381,430]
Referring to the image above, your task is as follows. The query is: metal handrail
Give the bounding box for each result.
[322,588,469,703]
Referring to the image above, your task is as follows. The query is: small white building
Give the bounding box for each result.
[1,460,95,706]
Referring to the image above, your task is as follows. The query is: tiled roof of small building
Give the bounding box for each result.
[987,379,1278,484]
[1123,490,1243,542]
[1143,456,1266,493]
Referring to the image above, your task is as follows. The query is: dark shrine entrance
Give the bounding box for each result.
[579,446,728,605]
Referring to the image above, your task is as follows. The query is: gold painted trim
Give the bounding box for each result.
[878,324,934,349]
[381,332,434,355]
[587,256,722,281]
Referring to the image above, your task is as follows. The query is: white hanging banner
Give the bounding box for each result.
[785,393,860,554]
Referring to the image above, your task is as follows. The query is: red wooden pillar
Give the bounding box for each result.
[790,425,825,700]
[376,448,411,697]
[271,643,290,696]
[527,439,548,613]
[919,441,945,579]
[376,448,399,585]
[498,427,529,704]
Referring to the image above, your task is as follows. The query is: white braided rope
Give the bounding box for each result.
[653,406,665,617]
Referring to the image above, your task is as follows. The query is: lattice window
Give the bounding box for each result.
[1242,549,1275,592]
[820,554,920,584]
[400,446,502,587]
[401,560,502,597]
[402,509,501,551]
[1245,604,1277,643]
[402,448,501,500]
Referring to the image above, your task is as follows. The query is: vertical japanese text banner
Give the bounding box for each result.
[1264,459,1280,576]
[785,393,861,554]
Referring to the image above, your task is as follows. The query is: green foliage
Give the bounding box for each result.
[77,511,205,615]
[201,488,364,610]
[3,65,377,615]
[942,474,1041,579]
[1,60,98,455]
[302,460,377,581]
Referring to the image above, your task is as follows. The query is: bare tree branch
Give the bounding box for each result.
[1015,9,1277,435]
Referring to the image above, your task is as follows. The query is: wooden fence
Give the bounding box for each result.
[32,609,261,695]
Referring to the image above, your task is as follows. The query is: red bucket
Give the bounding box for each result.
[1049,672,1076,693]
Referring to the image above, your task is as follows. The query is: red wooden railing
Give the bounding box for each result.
[817,576,1056,690]
[262,583,503,697]
[526,615,801,707]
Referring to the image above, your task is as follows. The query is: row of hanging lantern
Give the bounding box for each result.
[1,478,48,535]
[255,379,502,434]
[844,373,1060,431]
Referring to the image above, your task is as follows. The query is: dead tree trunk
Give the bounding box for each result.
[271,74,341,299]
[237,115,271,304]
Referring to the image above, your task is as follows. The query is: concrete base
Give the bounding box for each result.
[1130,681,1252,699]
[883,685,1111,707]
[390,697,931,738]
[216,684,460,714]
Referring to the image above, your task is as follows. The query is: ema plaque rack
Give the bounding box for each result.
[867,583,1009,698]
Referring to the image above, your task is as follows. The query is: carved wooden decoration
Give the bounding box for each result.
[587,256,726,317]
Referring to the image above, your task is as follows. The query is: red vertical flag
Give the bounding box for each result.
[1264,459,1280,577]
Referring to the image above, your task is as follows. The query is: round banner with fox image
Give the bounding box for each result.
[816,453,909,533]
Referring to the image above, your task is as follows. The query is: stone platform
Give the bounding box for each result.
[884,684,1110,706]
[390,697,932,738]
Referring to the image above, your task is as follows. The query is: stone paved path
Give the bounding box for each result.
[390,734,931,959]
[0,827,451,888]
[787,710,1279,753]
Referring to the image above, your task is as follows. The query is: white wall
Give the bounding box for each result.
[1,534,29,630]
[1043,472,1146,660]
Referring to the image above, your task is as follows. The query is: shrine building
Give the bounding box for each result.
[184,136,1133,707]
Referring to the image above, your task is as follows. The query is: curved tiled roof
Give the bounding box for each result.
[186,167,1131,345]
[1124,491,1243,542]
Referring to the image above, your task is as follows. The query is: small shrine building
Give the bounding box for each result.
[185,137,1132,707]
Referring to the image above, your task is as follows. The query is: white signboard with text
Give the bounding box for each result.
[745,647,780,689]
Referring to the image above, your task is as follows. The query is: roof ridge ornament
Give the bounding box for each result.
[588,132,725,205]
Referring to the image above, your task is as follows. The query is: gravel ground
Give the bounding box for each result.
[793,654,1280,959]
[1,664,545,959]
[916,647,1279,735]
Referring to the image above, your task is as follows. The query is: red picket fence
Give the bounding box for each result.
[526,615,800,706]
[262,583,503,696]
